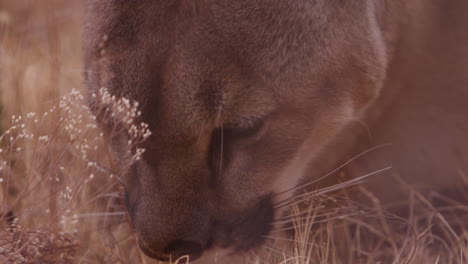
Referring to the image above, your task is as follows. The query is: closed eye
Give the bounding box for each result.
[209,117,266,181]
[223,118,265,139]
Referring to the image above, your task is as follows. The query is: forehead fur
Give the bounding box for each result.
[84,0,368,133]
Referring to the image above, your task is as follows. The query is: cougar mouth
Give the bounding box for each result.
[138,238,204,263]
[136,195,275,262]
[213,194,275,252]
[138,238,172,262]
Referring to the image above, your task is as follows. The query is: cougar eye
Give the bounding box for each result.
[224,118,265,139]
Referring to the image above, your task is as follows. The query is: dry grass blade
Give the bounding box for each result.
[0,2,467,264]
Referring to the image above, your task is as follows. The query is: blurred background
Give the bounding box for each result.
[0,0,83,126]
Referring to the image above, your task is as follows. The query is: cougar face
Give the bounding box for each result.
[84,1,387,261]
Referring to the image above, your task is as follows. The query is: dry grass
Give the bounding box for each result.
[1,1,467,264]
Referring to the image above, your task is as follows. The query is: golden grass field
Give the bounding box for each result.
[0,1,467,263]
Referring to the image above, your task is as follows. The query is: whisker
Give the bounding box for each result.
[249,250,266,264]
[275,166,392,209]
[313,166,392,196]
[214,108,225,176]
[274,143,391,198]
[354,118,372,139]
[196,122,206,145]
[274,212,345,226]
[173,114,198,138]
[270,212,362,233]
[274,205,349,224]
[219,126,224,175]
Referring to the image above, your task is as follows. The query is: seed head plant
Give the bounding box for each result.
[0,88,152,263]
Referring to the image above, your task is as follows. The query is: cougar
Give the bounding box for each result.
[83,0,468,262]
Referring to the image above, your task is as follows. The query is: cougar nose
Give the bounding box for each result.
[166,240,204,260]
[139,238,204,262]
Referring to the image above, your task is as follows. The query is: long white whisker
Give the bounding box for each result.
[249,250,266,264]
[274,143,391,198]
[314,166,392,196]
[270,212,362,233]
[275,166,392,209]
[274,212,347,226]
[274,205,352,224]
[219,126,224,175]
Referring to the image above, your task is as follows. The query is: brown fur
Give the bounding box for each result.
[83,0,468,261]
